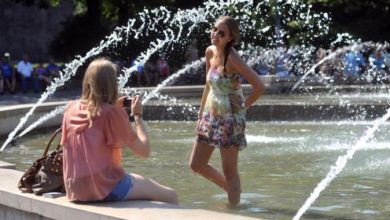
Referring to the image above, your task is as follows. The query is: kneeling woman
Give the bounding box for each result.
[60,58,178,204]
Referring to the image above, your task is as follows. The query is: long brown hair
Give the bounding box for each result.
[215,16,240,71]
[81,58,119,125]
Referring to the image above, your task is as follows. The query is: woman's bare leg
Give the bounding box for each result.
[220,147,241,206]
[127,173,178,204]
[189,141,227,191]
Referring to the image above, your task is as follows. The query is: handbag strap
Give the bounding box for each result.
[42,128,62,157]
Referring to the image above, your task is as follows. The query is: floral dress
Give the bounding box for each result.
[196,67,247,150]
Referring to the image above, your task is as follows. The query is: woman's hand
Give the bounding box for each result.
[229,94,245,111]
[118,96,127,107]
[131,95,143,116]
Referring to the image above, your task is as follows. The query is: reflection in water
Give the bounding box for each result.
[2,121,390,220]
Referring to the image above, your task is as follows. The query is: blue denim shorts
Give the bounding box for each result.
[103,174,133,202]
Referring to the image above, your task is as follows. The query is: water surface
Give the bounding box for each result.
[2,121,390,220]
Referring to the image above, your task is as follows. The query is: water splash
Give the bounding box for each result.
[0,2,207,151]
[0,26,124,152]
[291,42,377,92]
[292,108,390,220]
[142,58,205,104]
[1,0,332,152]
[15,58,205,138]
[16,105,66,139]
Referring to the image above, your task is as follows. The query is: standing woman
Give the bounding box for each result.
[61,58,178,204]
[190,16,264,206]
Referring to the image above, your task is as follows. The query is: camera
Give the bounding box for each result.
[123,97,132,107]
[123,97,132,117]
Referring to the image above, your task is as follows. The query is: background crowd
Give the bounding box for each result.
[252,44,390,84]
[0,52,61,95]
[2,42,390,95]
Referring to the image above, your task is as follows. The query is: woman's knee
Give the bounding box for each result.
[189,142,213,173]
[189,158,206,173]
[130,173,178,204]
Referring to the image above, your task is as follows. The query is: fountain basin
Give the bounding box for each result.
[2,120,390,220]
[1,83,390,137]
[1,84,390,219]
[0,102,64,138]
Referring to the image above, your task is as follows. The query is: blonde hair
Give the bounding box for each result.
[81,58,119,126]
[215,16,240,71]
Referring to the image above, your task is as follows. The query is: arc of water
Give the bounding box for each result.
[292,108,390,220]
[2,0,210,150]
[0,3,203,148]
[290,51,337,92]
[15,29,175,140]
[0,27,126,152]
[15,9,180,141]
[16,58,205,139]
[120,1,256,90]
[142,58,206,104]
[16,105,66,139]
[6,0,330,146]
[118,29,175,89]
[11,0,227,141]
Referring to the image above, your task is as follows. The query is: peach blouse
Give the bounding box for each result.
[60,100,137,201]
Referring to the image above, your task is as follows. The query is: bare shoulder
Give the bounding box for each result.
[228,47,241,60]
[205,45,215,57]
[227,47,245,70]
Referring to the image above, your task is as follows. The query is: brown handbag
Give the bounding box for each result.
[18,128,65,195]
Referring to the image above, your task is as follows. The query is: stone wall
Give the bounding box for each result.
[0,0,73,62]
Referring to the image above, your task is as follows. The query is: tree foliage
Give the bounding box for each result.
[12,0,389,60]
[309,0,390,42]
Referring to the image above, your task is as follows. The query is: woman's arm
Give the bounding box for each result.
[197,47,213,119]
[229,48,265,109]
[129,115,150,158]
[127,96,150,158]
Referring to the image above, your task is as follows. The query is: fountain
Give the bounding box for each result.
[1,0,390,219]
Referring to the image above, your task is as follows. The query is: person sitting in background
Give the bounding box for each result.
[274,46,291,77]
[342,48,366,79]
[35,61,51,90]
[384,47,390,71]
[157,56,170,81]
[60,58,178,204]
[46,58,60,79]
[0,52,16,94]
[368,47,388,83]
[143,55,159,86]
[17,54,39,93]
[130,59,145,87]
[327,45,344,83]
[369,47,386,71]
[315,47,330,75]
[255,61,271,76]
[184,38,199,64]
